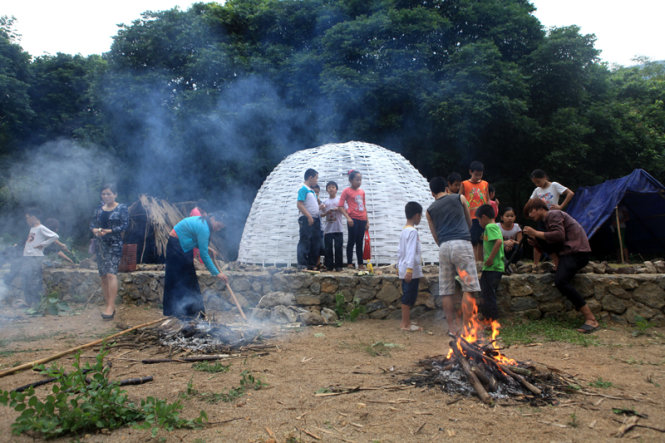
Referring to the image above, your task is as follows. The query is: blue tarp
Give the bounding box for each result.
[566,169,665,253]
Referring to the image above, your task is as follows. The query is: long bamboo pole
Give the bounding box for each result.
[0,317,167,379]
[213,258,247,321]
[615,206,625,264]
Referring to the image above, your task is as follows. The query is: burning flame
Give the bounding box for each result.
[446,297,516,366]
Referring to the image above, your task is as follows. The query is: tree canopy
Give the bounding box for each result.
[0,1,663,254]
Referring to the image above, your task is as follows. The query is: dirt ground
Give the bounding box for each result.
[0,304,664,442]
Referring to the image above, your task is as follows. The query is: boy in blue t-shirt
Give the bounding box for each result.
[296,168,321,269]
[477,204,504,322]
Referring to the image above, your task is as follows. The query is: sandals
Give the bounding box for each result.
[577,323,598,334]
[101,310,115,321]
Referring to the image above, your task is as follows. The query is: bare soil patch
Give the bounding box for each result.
[0,305,664,442]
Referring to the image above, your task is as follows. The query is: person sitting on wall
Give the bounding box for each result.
[522,198,599,334]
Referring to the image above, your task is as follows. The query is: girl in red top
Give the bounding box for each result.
[338,170,369,269]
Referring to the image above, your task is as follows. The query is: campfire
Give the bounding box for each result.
[405,299,575,406]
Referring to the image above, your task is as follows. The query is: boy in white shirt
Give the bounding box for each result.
[397,202,423,331]
[21,208,59,306]
[321,181,344,271]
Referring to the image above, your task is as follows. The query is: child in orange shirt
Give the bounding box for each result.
[338,170,369,269]
[459,161,489,261]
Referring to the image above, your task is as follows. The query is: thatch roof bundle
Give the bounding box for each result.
[127,195,186,263]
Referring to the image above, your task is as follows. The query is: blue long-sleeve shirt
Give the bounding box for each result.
[173,216,219,275]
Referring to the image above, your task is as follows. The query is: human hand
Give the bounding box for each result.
[485,257,493,267]
[551,204,561,210]
[347,218,354,227]
[307,216,314,226]
[404,271,412,283]
[523,226,535,237]
[217,273,229,284]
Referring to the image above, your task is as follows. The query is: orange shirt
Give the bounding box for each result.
[460,180,489,219]
[338,187,367,220]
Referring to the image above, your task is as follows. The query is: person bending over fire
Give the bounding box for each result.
[163,211,228,320]
[522,198,599,334]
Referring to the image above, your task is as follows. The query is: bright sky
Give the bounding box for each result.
[3,0,665,66]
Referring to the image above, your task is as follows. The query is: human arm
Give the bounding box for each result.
[35,226,59,250]
[338,206,353,226]
[111,204,129,234]
[555,189,574,210]
[485,239,502,267]
[460,195,472,228]
[403,230,419,282]
[426,210,438,246]
[57,251,75,264]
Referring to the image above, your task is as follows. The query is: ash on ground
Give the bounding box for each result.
[403,355,576,406]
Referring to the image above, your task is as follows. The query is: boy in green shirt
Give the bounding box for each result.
[477,204,504,322]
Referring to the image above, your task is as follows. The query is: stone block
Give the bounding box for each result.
[574,275,595,298]
[585,298,602,313]
[621,278,639,290]
[251,281,263,292]
[270,305,298,323]
[309,281,321,295]
[601,294,627,314]
[354,286,376,303]
[507,277,534,297]
[510,296,538,312]
[539,301,566,314]
[607,280,628,299]
[516,309,542,320]
[376,281,401,305]
[232,277,251,292]
[625,303,660,323]
[320,278,339,294]
[369,308,391,319]
[365,300,387,314]
[298,308,324,325]
[415,292,435,309]
[295,294,323,306]
[257,291,294,308]
[320,307,338,323]
[632,282,665,309]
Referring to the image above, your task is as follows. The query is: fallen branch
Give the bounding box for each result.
[451,341,493,405]
[297,427,321,440]
[0,318,168,378]
[141,355,232,364]
[117,376,153,386]
[614,416,639,438]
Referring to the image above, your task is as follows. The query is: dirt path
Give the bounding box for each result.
[0,305,664,442]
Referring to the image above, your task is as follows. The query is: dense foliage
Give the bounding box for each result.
[0,1,663,253]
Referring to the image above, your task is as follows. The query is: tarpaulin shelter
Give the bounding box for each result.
[566,169,665,255]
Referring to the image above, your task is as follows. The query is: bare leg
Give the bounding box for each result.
[100,275,109,307]
[533,249,541,267]
[579,305,598,328]
[461,292,475,328]
[441,295,460,335]
[473,243,483,262]
[101,274,117,316]
[400,304,411,329]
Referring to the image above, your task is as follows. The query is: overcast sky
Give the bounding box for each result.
[3,0,665,66]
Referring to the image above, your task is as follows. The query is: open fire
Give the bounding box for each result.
[406,298,574,406]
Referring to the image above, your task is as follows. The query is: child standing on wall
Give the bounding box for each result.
[397,202,424,331]
[21,208,59,306]
[499,207,523,264]
[529,169,575,267]
[338,170,369,269]
[477,204,505,322]
[321,181,344,271]
[459,161,490,261]
[296,168,321,270]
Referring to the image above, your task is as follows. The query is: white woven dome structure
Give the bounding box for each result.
[238,141,439,266]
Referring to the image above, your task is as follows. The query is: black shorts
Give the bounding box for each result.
[401,278,419,307]
[470,218,484,246]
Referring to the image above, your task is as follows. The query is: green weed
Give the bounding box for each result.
[589,377,613,389]
[567,413,578,428]
[498,317,600,347]
[0,348,206,439]
[199,370,267,404]
[334,293,366,322]
[192,361,231,373]
[631,316,653,337]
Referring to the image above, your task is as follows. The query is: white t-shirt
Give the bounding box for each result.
[297,185,320,218]
[23,224,59,257]
[499,222,521,241]
[322,197,344,234]
[397,226,423,279]
[530,182,568,208]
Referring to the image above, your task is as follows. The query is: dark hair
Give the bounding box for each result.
[405,201,422,219]
[100,183,117,194]
[348,170,361,181]
[195,199,209,213]
[25,207,42,220]
[326,181,338,190]
[530,169,547,179]
[304,168,318,180]
[312,184,320,191]
[469,161,484,172]
[489,184,495,194]
[501,206,515,216]
[447,172,462,185]
[429,176,447,194]
[44,218,60,232]
[208,210,225,223]
[523,198,548,216]
[475,204,495,219]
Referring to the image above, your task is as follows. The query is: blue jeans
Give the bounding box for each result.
[297,216,321,267]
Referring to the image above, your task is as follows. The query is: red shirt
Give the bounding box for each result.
[460,180,489,219]
[338,187,367,220]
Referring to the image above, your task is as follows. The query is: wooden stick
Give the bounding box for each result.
[0,318,167,378]
[118,376,153,386]
[450,341,493,405]
[141,355,231,364]
[502,366,542,395]
[615,206,625,264]
[214,258,247,321]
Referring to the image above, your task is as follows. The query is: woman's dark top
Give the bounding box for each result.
[90,204,129,244]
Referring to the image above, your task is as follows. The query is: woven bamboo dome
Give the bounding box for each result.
[238,141,439,266]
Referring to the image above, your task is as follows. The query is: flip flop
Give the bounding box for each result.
[401,324,422,332]
[577,323,598,334]
[101,310,115,321]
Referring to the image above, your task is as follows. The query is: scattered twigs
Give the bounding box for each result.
[0,318,167,378]
[450,340,493,405]
[141,354,231,364]
[314,385,409,397]
[615,416,639,437]
[12,369,92,392]
[297,427,321,440]
[501,366,542,395]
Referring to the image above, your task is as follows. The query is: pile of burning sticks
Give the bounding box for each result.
[406,300,575,406]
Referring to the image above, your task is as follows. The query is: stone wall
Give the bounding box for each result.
[44,268,665,326]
